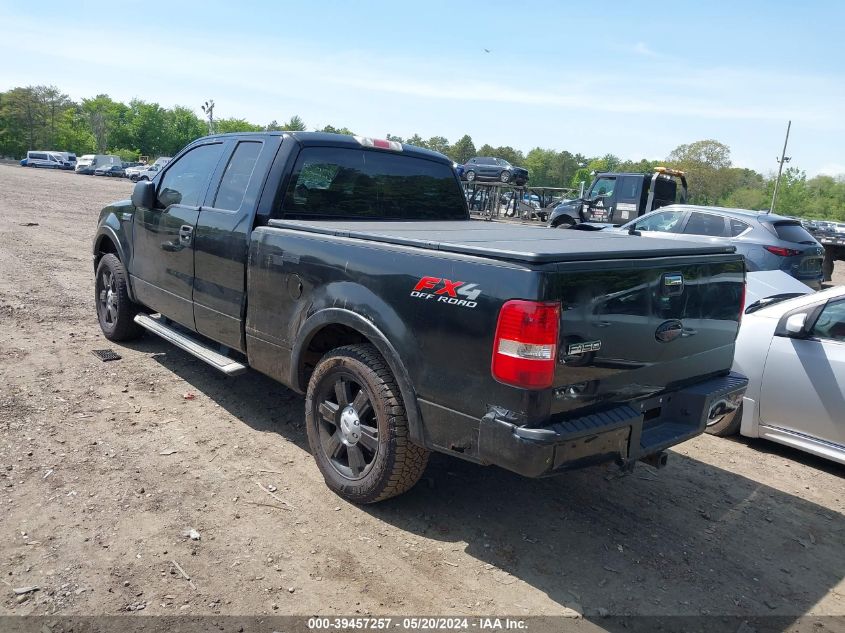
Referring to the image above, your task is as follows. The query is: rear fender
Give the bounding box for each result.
[291,308,425,448]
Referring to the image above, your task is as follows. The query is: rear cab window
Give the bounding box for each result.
[280,147,467,220]
[773,221,816,243]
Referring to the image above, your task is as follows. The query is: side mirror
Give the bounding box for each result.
[131,180,156,209]
[785,313,807,336]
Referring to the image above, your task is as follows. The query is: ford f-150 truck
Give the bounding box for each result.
[93,132,748,503]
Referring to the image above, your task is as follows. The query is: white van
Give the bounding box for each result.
[26,151,67,169]
[53,152,77,169]
[76,154,118,175]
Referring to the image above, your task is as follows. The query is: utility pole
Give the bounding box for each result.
[201,100,215,135]
[769,120,791,214]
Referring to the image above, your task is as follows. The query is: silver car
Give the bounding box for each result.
[709,279,845,465]
[617,205,825,289]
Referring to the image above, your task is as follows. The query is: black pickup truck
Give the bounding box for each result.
[93,132,748,503]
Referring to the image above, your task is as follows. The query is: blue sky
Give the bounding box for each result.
[2,0,844,176]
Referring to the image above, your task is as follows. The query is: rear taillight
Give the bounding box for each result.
[764,245,801,257]
[492,300,561,390]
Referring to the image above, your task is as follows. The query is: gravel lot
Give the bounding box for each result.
[0,165,843,623]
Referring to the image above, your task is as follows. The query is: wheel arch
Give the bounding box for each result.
[292,308,425,447]
[93,225,137,302]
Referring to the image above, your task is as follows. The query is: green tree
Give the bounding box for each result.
[320,124,355,135]
[426,136,450,155]
[0,87,42,154]
[283,115,307,131]
[667,139,733,204]
[34,86,72,149]
[449,134,476,163]
[406,134,425,148]
[164,106,206,156]
[215,118,263,133]
[81,94,128,153]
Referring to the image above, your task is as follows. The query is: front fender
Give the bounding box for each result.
[291,308,425,448]
[93,200,135,298]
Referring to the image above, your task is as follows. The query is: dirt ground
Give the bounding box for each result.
[0,165,843,623]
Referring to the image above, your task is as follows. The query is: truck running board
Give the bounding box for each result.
[133,313,247,377]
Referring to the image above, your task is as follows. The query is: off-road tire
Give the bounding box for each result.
[305,344,429,503]
[705,403,742,437]
[95,254,144,341]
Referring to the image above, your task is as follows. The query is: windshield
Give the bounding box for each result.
[745,293,808,314]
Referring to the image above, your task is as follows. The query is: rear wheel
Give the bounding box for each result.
[95,254,144,341]
[305,344,429,503]
[705,403,742,437]
[553,217,575,229]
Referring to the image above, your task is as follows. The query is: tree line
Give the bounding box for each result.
[1,85,843,221]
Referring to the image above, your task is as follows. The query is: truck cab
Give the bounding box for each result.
[549,167,688,228]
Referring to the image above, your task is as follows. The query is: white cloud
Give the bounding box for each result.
[633,42,658,57]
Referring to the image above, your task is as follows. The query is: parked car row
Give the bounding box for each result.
[19,151,172,180]
[125,157,171,182]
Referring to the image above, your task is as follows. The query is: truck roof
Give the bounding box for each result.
[193,131,451,164]
[268,219,736,264]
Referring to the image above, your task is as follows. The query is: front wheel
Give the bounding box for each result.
[305,344,430,503]
[499,170,511,183]
[95,254,144,341]
[465,170,476,182]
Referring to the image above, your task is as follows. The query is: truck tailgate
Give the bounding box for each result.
[545,257,745,417]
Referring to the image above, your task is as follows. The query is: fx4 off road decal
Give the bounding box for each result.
[410,276,481,309]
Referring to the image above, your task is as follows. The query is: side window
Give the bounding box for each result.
[729,218,750,237]
[617,176,640,201]
[635,211,684,232]
[810,300,845,342]
[684,212,728,237]
[590,177,615,199]
[157,144,223,208]
[468,158,477,164]
[213,141,262,210]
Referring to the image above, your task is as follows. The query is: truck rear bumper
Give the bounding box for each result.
[478,372,748,477]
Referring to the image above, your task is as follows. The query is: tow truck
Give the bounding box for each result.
[548,167,688,228]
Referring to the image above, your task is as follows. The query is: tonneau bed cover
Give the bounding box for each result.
[267,219,736,264]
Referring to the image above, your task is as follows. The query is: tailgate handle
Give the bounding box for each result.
[662,273,684,296]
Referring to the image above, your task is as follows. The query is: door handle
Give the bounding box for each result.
[179,225,193,245]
